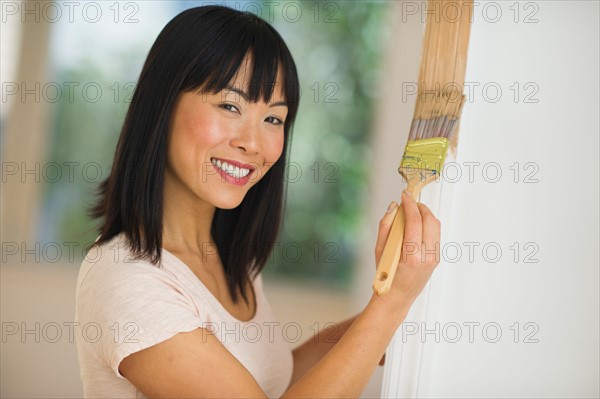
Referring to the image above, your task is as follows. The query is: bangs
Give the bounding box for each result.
[91,5,300,305]
[180,11,299,106]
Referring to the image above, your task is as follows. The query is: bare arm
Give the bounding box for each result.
[282,294,409,398]
[290,315,357,386]
[290,312,390,387]
[119,191,440,398]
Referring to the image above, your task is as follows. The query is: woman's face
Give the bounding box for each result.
[165,57,288,210]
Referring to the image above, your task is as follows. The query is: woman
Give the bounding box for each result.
[74,5,441,398]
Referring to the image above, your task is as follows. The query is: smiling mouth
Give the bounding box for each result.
[210,158,253,179]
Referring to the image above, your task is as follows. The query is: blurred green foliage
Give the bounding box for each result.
[41,1,389,289]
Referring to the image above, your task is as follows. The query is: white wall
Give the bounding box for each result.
[376,1,599,397]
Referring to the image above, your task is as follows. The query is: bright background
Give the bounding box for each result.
[3,0,388,286]
[2,1,390,396]
[1,1,599,398]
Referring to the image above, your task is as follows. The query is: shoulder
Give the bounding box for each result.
[75,233,208,375]
[75,233,192,324]
[77,233,173,292]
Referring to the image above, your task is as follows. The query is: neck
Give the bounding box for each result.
[162,173,216,261]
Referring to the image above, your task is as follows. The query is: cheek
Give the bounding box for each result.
[265,133,285,163]
[169,108,222,178]
[183,111,220,146]
[175,112,229,174]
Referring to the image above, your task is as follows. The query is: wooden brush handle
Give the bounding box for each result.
[372,170,437,296]
[373,199,410,296]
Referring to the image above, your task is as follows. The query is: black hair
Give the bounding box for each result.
[89,5,300,305]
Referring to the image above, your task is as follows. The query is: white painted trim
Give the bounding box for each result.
[381,156,457,398]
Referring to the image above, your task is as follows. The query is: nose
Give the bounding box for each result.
[230,119,260,154]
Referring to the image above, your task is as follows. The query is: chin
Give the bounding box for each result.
[214,195,246,210]
[218,203,243,210]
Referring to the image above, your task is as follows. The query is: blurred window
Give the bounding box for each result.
[37,1,390,289]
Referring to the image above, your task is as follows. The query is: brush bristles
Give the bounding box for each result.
[411,0,472,143]
[409,90,465,141]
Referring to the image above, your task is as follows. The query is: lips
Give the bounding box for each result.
[210,157,256,186]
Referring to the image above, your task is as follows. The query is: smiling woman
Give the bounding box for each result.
[165,60,288,209]
[87,6,300,307]
[74,4,442,399]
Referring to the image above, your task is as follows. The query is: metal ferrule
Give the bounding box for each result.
[399,137,450,174]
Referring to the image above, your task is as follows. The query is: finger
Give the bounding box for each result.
[417,202,441,267]
[401,191,423,253]
[374,201,399,266]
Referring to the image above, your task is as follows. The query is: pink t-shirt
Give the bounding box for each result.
[74,232,293,398]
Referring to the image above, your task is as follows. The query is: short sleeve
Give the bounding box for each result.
[76,255,207,380]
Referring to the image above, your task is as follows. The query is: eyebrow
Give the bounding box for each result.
[224,84,288,108]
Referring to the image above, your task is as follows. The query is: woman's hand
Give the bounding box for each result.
[374,190,441,310]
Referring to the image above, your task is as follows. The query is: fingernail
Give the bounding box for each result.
[387,201,397,213]
[403,190,412,198]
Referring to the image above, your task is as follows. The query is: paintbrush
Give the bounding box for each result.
[373,0,473,295]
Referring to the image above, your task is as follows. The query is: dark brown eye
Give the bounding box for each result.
[219,103,239,113]
[266,116,283,126]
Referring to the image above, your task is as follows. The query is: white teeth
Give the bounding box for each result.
[211,158,250,179]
